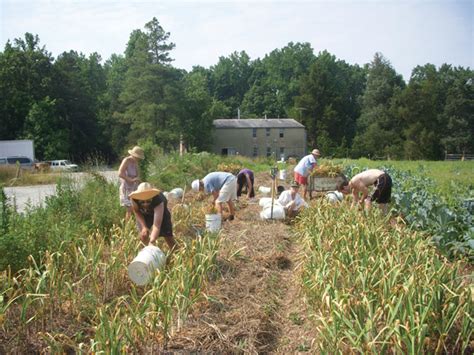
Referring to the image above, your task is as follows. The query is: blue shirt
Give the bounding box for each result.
[203,172,234,193]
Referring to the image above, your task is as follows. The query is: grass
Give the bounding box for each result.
[0,166,61,186]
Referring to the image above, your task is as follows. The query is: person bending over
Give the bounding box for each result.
[130,182,177,250]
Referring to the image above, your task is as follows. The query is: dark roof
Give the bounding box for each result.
[213,118,304,129]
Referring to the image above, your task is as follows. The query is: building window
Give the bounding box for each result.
[280,147,284,156]
[253,146,258,157]
[266,146,272,157]
[279,128,284,138]
[266,128,271,137]
[252,128,257,138]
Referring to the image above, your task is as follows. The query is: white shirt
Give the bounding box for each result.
[294,154,317,177]
[277,190,308,211]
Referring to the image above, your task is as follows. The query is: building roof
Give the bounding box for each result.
[213,118,305,129]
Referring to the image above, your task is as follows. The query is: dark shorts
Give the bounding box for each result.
[370,173,392,204]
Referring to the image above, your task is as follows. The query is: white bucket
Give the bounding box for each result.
[258,186,271,195]
[279,170,287,180]
[205,214,221,232]
[170,188,184,199]
[128,245,166,286]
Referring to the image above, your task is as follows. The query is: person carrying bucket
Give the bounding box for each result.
[191,172,237,221]
[236,168,255,199]
[129,182,177,250]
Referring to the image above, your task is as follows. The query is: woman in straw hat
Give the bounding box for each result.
[118,146,144,221]
[129,182,176,249]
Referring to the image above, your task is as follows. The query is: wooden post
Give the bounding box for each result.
[270,167,278,219]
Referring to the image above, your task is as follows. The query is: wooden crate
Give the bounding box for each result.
[308,175,346,192]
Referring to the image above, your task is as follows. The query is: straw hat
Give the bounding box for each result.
[129,182,161,200]
[128,146,145,160]
[311,149,321,157]
[191,179,201,192]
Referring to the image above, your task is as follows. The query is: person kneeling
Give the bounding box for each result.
[129,182,177,250]
[277,181,308,218]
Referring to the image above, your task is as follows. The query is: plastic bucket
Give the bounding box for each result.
[258,186,271,195]
[128,245,166,286]
[279,170,287,180]
[205,214,221,232]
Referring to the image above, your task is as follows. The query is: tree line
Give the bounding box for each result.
[1,18,472,162]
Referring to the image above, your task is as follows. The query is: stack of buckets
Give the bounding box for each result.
[128,245,166,286]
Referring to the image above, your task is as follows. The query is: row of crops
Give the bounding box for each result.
[297,204,472,353]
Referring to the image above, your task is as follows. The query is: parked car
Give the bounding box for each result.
[49,160,79,171]
[0,156,34,169]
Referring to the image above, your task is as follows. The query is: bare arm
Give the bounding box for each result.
[149,203,164,245]
[245,173,253,198]
[132,200,149,240]
[211,190,219,203]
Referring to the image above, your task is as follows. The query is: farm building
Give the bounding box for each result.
[212,118,307,159]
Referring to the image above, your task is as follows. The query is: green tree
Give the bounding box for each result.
[295,50,366,156]
[352,53,405,159]
[242,42,316,118]
[117,18,183,151]
[51,51,104,159]
[23,97,68,159]
[0,33,54,140]
[209,51,252,116]
[101,54,129,158]
[181,70,231,151]
[440,69,474,155]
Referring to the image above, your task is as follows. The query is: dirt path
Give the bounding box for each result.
[168,172,318,353]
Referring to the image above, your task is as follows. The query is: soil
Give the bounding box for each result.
[166,171,319,353]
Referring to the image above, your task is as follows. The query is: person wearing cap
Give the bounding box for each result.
[236,168,255,199]
[293,149,320,200]
[129,182,176,249]
[339,169,392,214]
[192,172,237,221]
[119,146,145,221]
[277,181,308,218]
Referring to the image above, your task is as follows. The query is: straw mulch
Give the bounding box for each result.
[166,171,319,353]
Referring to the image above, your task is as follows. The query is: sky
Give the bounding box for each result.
[1,0,472,81]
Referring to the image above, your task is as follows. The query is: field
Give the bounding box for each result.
[0,154,472,353]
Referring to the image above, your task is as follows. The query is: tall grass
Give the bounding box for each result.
[0,176,122,272]
[146,152,274,191]
[296,202,472,353]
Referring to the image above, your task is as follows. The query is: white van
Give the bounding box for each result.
[49,160,78,171]
[0,156,34,169]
